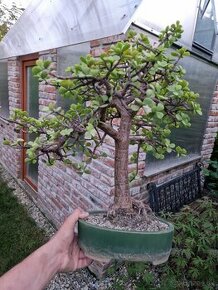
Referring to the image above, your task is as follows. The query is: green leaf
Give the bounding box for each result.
[143,98,155,108]
[43,60,51,69]
[156,112,164,119]
[65,66,74,73]
[146,89,155,98]
[32,66,42,75]
[176,113,182,121]
[60,128,73,136]
[144,144,153,152]
[3,139,10,145]
[156,103,164,111]
[101,95,108,102]
[84,131,91,139]
[131,105,140,111]
[189,267,199,279]
[36,59,44,67]
[122,43,130,52]
[157,60,168,67]
[40,71,48,79]
[60,80,74,89]
[58,87,67,95]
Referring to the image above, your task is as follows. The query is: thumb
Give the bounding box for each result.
[65,208,89,229]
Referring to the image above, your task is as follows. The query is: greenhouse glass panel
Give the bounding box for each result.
[193,0,217,52]
[27,66,39,118]
[146,54,218,172]
[0,61,9,117]
[57,42,90,110]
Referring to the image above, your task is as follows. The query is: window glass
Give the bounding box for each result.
[25,65,39,185]
[27,66,39,118]
[56,42,90,110]
[193,0,217,52]
[0,61,9,117]
[146,54,218,172]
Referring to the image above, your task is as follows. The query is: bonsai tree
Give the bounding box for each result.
[3,22,202,217]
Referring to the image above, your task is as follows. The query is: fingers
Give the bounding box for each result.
[79,249,88,259]
[78,249,93,267]
[55,208,88,243]
[72,208,89,221]
[64,208,89,229]
[77,256,93,269]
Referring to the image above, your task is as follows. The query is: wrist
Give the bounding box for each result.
[41,239,63,275]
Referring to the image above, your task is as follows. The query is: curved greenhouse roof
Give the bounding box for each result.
[0,0,141,59]
[0,0,218,63]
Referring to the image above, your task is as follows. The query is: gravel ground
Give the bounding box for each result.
[0,164,132,290]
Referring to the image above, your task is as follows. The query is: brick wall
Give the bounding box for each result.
[90,34,126,56]
[201,88,218,163]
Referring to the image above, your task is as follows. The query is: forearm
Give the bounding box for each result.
[0,209,91,290]
[0,240,61,290]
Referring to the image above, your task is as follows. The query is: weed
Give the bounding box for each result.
[110,196,218,289]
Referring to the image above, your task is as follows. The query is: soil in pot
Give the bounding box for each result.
[86,209,168,232]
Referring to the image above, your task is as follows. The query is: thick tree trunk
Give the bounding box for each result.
[114,115,132,210]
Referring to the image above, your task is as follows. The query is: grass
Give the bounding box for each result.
[0,178,46,275]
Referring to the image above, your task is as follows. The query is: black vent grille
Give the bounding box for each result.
[148,164,202,213]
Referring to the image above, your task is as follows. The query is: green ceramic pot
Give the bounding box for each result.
[78,211,174,265]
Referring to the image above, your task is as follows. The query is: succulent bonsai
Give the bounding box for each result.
[3,22,202,218]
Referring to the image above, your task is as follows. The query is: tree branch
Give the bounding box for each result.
[98,121,118,140]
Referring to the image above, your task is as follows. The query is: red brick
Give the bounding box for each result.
[44,85,56,94]
[90,39,101,47]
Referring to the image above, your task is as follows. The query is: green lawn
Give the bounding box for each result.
[0,178,46,275]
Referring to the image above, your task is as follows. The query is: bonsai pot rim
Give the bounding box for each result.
[79,210,174,234]
[78,210,174,264]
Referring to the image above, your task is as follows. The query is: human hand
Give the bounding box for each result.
[49,208,93,272]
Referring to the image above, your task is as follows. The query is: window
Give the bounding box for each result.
[0,60,9,118]
[56,42,90,110]
[193,0,217,54]
[22,58,39,190]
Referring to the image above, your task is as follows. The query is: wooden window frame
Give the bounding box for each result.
[21,54,38,191]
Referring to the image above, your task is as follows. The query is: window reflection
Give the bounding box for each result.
[193,0,217,52]
[26,65,39,186]
[0,61,9,118]
[56,42,90,110]
[146,54,218,171]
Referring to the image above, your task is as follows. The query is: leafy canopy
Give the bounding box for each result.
[4,22,202,174]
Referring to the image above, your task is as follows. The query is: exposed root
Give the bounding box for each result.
[107,197,156,221]
[107,204,134,219]
[131,198,153,216]
[105,197,164,231]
